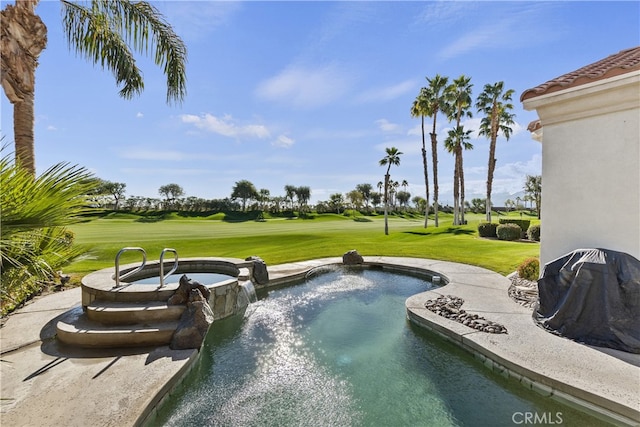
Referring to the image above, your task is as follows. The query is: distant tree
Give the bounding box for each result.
[95,179,126,210]
[396,190,411,211]
[371,192,382,210]
[412,195,427,213]
[504,198,515,212]
[355,183,373,212]
[445,75,474,225]
[1,0,187,176]
[231,179,258,211]
[524,175,542,218]
[466,198,486,214]
[295,186,311,213]
[258,188,270,210]
[379,147,402,235]
[284,185,297,210]
[346,190,364,211]
[476,81,516,222]
[158,183,184,209]
[328,193,345,214]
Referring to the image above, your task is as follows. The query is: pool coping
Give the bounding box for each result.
[1,257,638,426]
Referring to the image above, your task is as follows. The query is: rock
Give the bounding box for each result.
[424,294,507,334]
[168,274,211,305]
[170,289,214,350]
[343,250,364,265]
[245,256,269,286]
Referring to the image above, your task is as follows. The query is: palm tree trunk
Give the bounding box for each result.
[430,132,439,227]
[1,1,46,176]
[486,141,496,222]
[420,116,429,228]
[453,153,460,226]
[13,93,36,174]
[459,146,466,225]
[384,174,389,235]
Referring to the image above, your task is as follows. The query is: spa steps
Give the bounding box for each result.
[56,300,184,348]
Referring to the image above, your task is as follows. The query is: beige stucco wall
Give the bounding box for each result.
[523,71,640,266]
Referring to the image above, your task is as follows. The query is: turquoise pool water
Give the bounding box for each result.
[152,267,609,426]
[132,272,232,285]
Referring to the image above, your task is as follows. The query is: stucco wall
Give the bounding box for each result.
[524,72,640,266]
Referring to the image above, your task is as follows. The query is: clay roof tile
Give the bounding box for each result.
[520,46,640,102]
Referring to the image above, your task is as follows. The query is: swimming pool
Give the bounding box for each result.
[150,267,610,426]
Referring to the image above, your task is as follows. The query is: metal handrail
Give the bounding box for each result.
[114,247,147,287]
[159,248,179,288]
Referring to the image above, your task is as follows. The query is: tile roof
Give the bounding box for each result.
[520,46,640,101]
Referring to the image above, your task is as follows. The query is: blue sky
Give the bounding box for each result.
[2,1,639,205]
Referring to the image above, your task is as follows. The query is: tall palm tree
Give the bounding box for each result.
[424,74,449,227]
[445,75,473,225]
[444,125,473,224]
[1,0,187,176]
[476,81,515,222]
[379,147,402,235]
[411,88,430,227]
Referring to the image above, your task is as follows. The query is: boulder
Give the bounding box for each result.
[168,274,211,305]
[245,256,269,286]
[170,289,214,350]
[342,250,364,265]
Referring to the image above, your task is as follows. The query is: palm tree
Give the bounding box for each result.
[379,147,402,235]
[284,185,297,211]
[444,125,473,224]
[524,175,542,219]
[1,147,97,314]
[445,75,473,225]
[423,74,449,227]
[476,81,516,222]
[411,88,430,227]
[1,0,187,176]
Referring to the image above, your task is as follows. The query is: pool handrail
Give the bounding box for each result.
[159,248,179,288]
[114,247,147,288]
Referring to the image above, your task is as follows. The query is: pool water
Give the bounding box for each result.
[151,268,610,426]
[132,272,232,285]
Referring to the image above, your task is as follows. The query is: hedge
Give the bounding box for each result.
[527,224,541,241]
[497,223,522,241]
[498,218,530,233]
[478,222,498,238]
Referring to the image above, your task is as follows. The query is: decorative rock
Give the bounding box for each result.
[342,250,364,265]
[424,294,507,334]
[168,274,211,305]
[170,288,214,350]
[245,256,269,286]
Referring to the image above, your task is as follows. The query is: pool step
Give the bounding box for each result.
[86,301,185,325]
[56,316,179,348]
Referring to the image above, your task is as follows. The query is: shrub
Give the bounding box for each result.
[477,222,498,238]
[499,218,530,236]
[527,224,541,241]
[517,257,540,281]
[496,223,522,241]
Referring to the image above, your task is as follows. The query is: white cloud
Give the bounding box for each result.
[255,64,352,108]
[272,135,295,148]
[120,149,187,161]
[180,113,270,139]
[158,2,241,41]
[46,125,57,131]
[376,119,401,133]
[356,79,417,103]
[136,112,144,118]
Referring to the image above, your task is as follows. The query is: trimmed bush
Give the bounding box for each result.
[499,218,530,235]
[496,223,522,241]
[517,257,540,281]
[527,224,541,241]
[478,222,498,238]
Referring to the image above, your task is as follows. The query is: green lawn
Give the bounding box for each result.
[68,211,539,276]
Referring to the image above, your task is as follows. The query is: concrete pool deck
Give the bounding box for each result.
[1,257,638,426]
